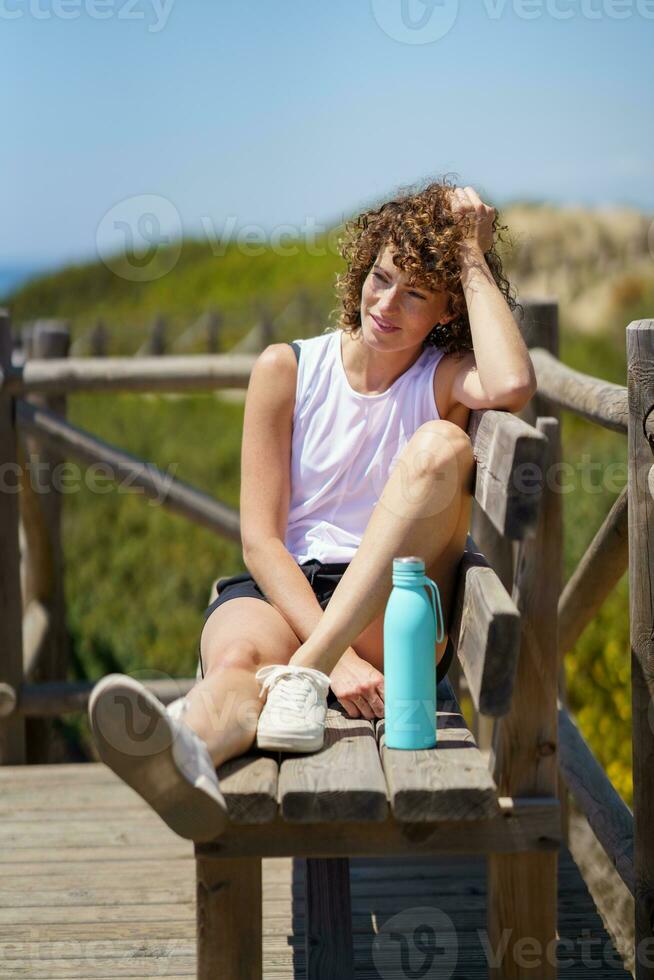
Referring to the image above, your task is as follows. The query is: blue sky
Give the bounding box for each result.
[4,0,653,275]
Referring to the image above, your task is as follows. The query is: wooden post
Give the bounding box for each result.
[487,416,561,979]
[196,853,262,979]
[0,309,26,764]
[21,324,33,364]
[470,299,559,755]
[258,308,274,350]
[206,308,222,353]
[20,319,71,763]
[304,857,355,979]
[89,317,108,356]
[143,313,166,355]
[515,298,569,843]
[297,287,315,331]
[627,319,654,978]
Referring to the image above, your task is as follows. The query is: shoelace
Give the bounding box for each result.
[265,675,316,717]
[260,668,329,719]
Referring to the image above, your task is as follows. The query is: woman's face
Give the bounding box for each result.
[360,243,455,348]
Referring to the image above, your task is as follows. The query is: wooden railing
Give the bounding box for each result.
[461,301,653,972]
[12,288,321,364]
[1,301,653,971]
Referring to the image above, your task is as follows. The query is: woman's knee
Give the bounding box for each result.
[412,419,473,458]
[205,638,264,676]
[380,424,473,520]
[409,420,475,486]
[200,597,300,675]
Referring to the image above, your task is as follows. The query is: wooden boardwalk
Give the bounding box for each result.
[0,763,628,979]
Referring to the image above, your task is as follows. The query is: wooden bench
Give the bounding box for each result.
[192,404,562,980]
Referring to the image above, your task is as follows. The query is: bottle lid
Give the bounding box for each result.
[392,555,425,573]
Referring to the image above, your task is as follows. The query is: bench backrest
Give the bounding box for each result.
[450,408,549,716]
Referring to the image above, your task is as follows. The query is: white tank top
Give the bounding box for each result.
[284,329,447,564]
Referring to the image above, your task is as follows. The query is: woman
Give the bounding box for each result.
[89,179,537,842]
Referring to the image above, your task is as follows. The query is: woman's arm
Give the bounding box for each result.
[240,344,329,644]
[241,346,384,714]
[447,186,537,412]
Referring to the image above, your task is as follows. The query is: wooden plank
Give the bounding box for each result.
[0,761,130,781]
[195,854,262,980]
[15,678,198,717]
[0,752,279,826]
[2,352,258,396]
[196,797,560,860]
[487,417,562,979]
[0,845,193,864]
[558,484,629,660]
[0,904,196,926]
[0,882,198,908]
[529,346,628,433]
[467,408,548,540]
[376,688,501,821]
[0,819,624,980]
[0,820,187,849]
[304,857,354,979]
[517,299,573,841]
[0,784,158,812]
[15,398,241,543]
[217,750,279,824]
[468,499,514,755]
[627,319,654,971]
[22,599,49,680]
[0,806,173,822]
[0,310,26,764]
[558,703,634,894]
[0,954,197,978]
[277,706,388,822]
[449,533,521,717]
[20,321,71,763]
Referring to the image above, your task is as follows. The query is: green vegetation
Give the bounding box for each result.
[10,215,648,804]
[9,238,342,354]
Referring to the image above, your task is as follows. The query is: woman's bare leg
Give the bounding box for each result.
[289,420,475,675]
[182,597,300,767]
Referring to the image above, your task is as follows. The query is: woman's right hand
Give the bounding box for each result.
[329,647,385,720]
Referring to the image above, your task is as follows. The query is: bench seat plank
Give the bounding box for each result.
[377,682,500,822]
[216,753,279,824]
[277,709,388,822]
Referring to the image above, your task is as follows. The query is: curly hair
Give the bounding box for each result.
[329,173,522,356]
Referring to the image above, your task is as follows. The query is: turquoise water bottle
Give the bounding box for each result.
[383,556,445,750]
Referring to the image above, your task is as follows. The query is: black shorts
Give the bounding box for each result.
[197,557,455,692]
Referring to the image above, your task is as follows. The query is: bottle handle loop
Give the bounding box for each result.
[425,575,445,645]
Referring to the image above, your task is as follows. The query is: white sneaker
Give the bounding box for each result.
[255,664,331,752]
[88,674,229,842]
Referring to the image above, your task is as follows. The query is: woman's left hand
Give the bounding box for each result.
[329,647,385,720]
[449,186,496,258]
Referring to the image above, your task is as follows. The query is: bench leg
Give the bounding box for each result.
[304,857,355,980]
[196,853,262,980]
[487,851,558,979]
